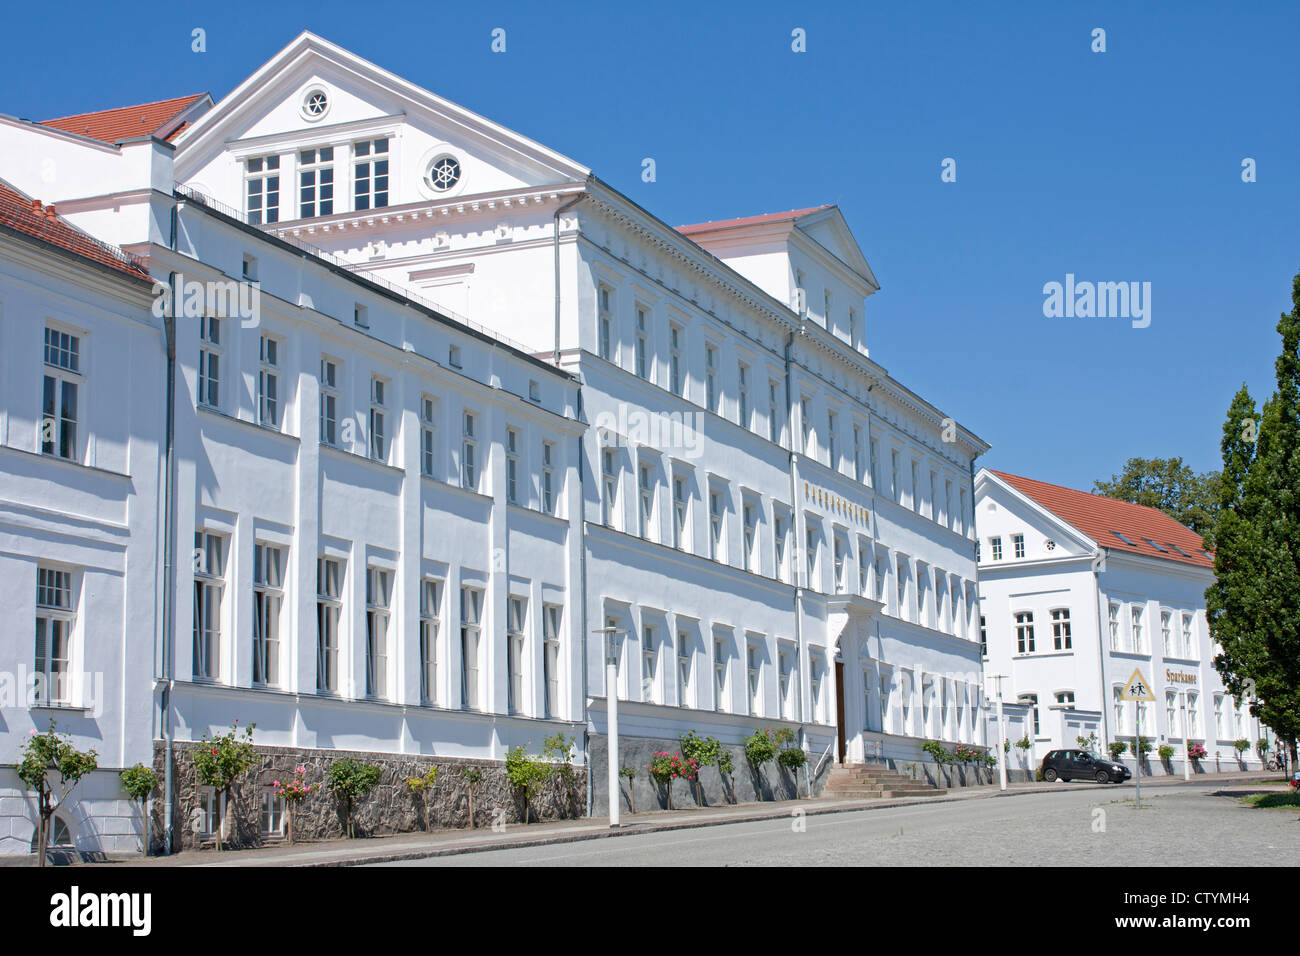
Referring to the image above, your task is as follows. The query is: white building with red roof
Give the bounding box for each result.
[975,468,1266,775]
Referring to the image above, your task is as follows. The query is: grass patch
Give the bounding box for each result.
[1240,792,1300,809]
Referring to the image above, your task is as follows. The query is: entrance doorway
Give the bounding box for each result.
[835,661,846,764]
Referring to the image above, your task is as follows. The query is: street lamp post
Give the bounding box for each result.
[594,626,624,828]
[990,674,1008,791]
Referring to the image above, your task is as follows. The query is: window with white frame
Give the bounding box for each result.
[800,396,811,453]
[743,501,758,573]
[858,543,869,596]
[245,155,280,224]
[508,596,527,714]
[769,379,781,444]
[365,567,391,700]
[258,334,280,428]
[1166,690,1180,738]
[642,625,658,703]
[945,480,954,531]
[833,535,846,593]
[1026,692,1040,736]
[1012,533,1025,558]
[602,446,618,527]
[1051,608,1072,650]
[853,425,864,481]
[774,512,789,582]
[260,791,286,838]
[1188,691,1200,737]
[198,317,221,409]
[827,411,837,468]
[1181,612,1194,658]
[598,286,613,361]
[638,462,654,539]
[805,525,818,586]
[910,460,920,513]
[460,587,482,710]
[352,138,389,211]
[890,449,900,502]
[709,487,724,561]
[197,788,223,839]
[878,667,892,732]
[192,531,227,682]
[738,363,750,429]
[929,471,939,522]
[634,306,649,380]
[543,604,561,718]
[1130,605,1145,653]
[461,412,477,490]
[669,323,683,395]
[869,437,879,489]
[989,536,1003,561]
[1214,694,1224,739]
[979,615,988,657]
[705,344,718,413]
[298,146,335,218]
[811,653,825,723]
[369,377,387,462]
[747,642,760,716]
[420,396,436,478]
[34,567,74,704]
[319,357,339,447]
[713,637,728,712]
[1161,610,1173,656]
[252,543,284,687]
[1014,610,1035,653]
[541,442,556,515]
[779,649,794,720]
[42,327,82,461]
[676,629,691,707]
[316,557,342,693]
[875,553,887,604]
[672,474,689,550]
[1108,602,1121,651]
[896,556,908,619]
[419,578,442,706]
[506,428,521,505]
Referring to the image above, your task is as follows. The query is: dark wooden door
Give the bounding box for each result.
[835,661,847,764]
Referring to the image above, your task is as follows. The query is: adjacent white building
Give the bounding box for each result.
[975,469,1266,774]
[0,30,993,853]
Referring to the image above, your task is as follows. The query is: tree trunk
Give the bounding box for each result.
[467,789,475,829]
[37,808,49,868]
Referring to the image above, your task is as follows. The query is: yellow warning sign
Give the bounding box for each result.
[1120,668,1155,702]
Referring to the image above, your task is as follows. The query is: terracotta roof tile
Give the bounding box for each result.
[0,180,151,282]
[993,470,1213,569]
[39,94,206,144]
[676,205,832,236]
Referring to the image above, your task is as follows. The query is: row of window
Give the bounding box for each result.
[1107,603,1200,659]
[1012,608,1074,654]
[245,138,391,225]
[193,532,564,717]
[595,284,971,538]
[1112,687,1249,740]
[977,532,1027,562]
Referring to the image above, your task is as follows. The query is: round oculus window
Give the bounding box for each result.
[302,89,329,119]
[426,155,461,192]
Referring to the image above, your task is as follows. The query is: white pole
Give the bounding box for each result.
[1181,693,1190,781]
[607,653,620,828]
[1134,701,1142,809]
[994,675,1007,791]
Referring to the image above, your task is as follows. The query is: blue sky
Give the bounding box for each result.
[5,1,1297,491]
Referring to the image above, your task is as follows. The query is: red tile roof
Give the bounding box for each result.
[676,205,832,236]
[39,94,206,144]
[993,471,1213,569]
[0,180,151,282]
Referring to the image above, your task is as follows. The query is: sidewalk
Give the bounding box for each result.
[81,770,1284,868]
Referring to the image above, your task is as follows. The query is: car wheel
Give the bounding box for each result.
[1044,768,1058,782]
[1095,770,1110,784]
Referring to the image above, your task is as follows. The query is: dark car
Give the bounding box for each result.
[1040,749,1130,784]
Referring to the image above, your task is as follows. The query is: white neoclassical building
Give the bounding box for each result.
[0,30,992,852]
[975,469,1267,774]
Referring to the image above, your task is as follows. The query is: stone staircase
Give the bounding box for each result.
[822,762,947,799]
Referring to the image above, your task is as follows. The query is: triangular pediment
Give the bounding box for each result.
[794,207,878,291]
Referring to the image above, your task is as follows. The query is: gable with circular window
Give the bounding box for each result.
[300,86,331,122]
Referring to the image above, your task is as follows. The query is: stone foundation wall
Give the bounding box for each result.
[151,743,587,853]
[588,734,830,815]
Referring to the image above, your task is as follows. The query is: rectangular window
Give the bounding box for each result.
[743,502,757,572]
[833,535,846,592]
[779,651,794,720]
[638,462,654,539]
[369,377,387,462]
[1051,608,1072,650]
[990,536,1003,561]
[42,327,81,460]
[1013,533,1025,559]
[635,307,649,380]
[738,363,749,429]
[1130,605,1145,653]
[869,438,879,489]
[352,138,389,211]
[853,426,864,481]
[1188,692,1200,737]
[316,557,342,693]
[672,475,688,550]
[246,154,280,224]
[462,412,477,490]
[506,428,521,505]
[1015,610,1035,654]
[541,442,556,515]
[34,567,74,704]
[602,447,618,527]
[199,317,221,409]
[1161,610,1173,656]
[806,526,818,585]
[747,643,760,716]
[910,461,920,513]
[669,324,684,395]
[598,286,613,361]
[1113,686,1126,734]
[419,578,442,706]
[774,513,789,583]
[827,411,837,467]
[319,357,338,447]
[713,638,727,712]
[298,146,335,218]
[365,567,391,699]
[420,396,436,478]
[768,379,780,444]
[800,396,811,453]
[1181,613,1194,658]
[896,557,907,619]
[891,450,900,502]
[258,334,280,428]
[260,791,285,837]
[252,543,284,687]
[1108,602,1121,651]
[543,604,562,718]
[705,345,718,413]
[460,587,482,710]
[979,615,988,657]
[709,488,724,560]
[508,597,526,714]
[642,625,658,703]
[193,531,226,681]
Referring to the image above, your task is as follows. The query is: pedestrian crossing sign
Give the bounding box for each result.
[1121,668,1155,701]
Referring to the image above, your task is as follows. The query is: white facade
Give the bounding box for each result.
[975,469,1265,773]
[0,30,994,853]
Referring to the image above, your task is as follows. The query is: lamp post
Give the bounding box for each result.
[990,674,1007,791]
[593,626,624,828]
[1180,691,1191,781]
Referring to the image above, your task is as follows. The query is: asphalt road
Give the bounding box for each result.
[371,782,1297,866]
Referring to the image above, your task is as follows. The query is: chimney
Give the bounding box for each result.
[44,204,58,220]
[30,198,43,215]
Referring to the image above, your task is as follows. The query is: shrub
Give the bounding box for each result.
[717,751,736,803]
[744,729,779,768]
[679,731,721,802]
[922,739,952,765]
[276,765,320,843]
[648,751,697,810]
[191,720,256,851]
[1188,743,1208,761]
[327,759,381,838]
[777,747,807,771]
[505,745,549,824]
[1130,736,1153,757]
[1158,744,1175,761]
[1233,739,1250,755]
[1014,736,1031,750]
[543,732,578,818]
[404,767,439,833]
[18,723,98,867]
[1256,738,1271,757]
[458,767,483,828]
[1108,741,1127,760]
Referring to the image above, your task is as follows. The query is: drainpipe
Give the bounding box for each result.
[576,388,595,818]
[553,192,586,364]
[1093,553,1112,750]
[160,255,179,854]
[783,328,811,794]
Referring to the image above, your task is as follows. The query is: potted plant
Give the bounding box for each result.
[274,765,319,844]
[326,758,381,838]
[191,720,256,851]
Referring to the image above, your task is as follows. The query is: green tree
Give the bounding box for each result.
[326,759,381,838]
[18,723,98,867]
[191,720,256,851]
[119,763,158,855]
[505,745,549,824]
[1207,271,1300,768]
[1092,457,1221,535]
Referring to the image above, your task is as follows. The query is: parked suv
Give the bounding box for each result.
[1040,749,1130,784]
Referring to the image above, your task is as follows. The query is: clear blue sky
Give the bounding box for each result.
[6,1,1297,491]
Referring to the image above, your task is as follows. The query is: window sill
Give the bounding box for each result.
[29,703,88,713]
